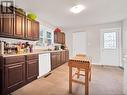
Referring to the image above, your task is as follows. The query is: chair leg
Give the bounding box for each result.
[89,66,92,81]
[89,70,91,81]
[69,67,72,93]
[77,68,80,78]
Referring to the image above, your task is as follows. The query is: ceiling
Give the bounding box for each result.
[15,0,127,30]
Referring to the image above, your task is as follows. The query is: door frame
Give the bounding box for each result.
[100,28,122,66]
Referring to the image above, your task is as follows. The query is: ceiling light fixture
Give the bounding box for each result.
[70,4,85,14]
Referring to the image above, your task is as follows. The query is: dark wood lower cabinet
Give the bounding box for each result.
[61,51,66,64]
[65,50,69,62]
[26,55,39,83]
[0,51,68,95]
[0,54,39,95]
[56,52,61,66]
[51,50,69,70]
[51,52,57,70]
[4,62,25,95]
[51,52,61,70]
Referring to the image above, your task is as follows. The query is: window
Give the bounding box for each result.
[104,32,116,49]
[38,28,44,46]
[38,26,53,47]
[46,31,52,46]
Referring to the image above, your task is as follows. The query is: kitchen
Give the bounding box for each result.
[0,0,127,95]
[0,2,69,95]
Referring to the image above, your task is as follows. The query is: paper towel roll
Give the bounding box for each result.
[0,41,4,55]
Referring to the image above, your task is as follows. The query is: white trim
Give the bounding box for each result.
[91,63,102,65]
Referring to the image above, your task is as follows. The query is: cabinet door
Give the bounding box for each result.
[65,50,69,62]
[33,21,39,40]
[62,33,65,44]
[62,51,66,64]
[51,54,56,70]
[26,19,33,39]
[54,32,65,44]
[51,53,57,70]
[0,15,2,34]
[54,32,58,43]
[61,51,64,64]
[58,32,62,44]
[26,59,38,83]
[56,52,61,66]
[0,15,14,37]
[4,62,25,94]
[14,13,24,38]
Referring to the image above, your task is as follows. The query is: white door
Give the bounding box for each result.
[73,32,87,57]
[100,28,121,66]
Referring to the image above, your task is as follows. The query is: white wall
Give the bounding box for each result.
[122,18,127,60]
[64,21,122,64]
[122,18,127,95]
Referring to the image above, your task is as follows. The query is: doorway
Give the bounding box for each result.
[100,28,121,66]
[73,32,87,57]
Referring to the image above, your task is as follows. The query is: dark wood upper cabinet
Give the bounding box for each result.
[62,32,65,44]
[26,18,33,39]
[0,15,2,34]
[54,32,65,44]
[58,32,62,43]
[26,19,39,40]
[32,21,39,40]
[54,32,58,43]
[0,12,39,41]
[0,15,14,37]
[14,13,25,38]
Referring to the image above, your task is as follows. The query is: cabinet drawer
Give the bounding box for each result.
[26,54,38,60]
[51,52,57,55]
[4,56,25,65]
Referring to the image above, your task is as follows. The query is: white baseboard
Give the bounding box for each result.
[91,63,102,65]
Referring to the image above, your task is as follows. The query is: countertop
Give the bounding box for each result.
[0,49,68,57]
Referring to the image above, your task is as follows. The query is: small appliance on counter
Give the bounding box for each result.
[54,46,60,50]
[61,44,65,50]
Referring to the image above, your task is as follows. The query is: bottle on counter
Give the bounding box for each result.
[0,41,4,55]
[29,45,33,53]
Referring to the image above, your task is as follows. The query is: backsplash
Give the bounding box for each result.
[0,37,63,52]
[0,37,37,46]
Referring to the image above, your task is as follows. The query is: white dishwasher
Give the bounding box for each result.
[38,53,51,78]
